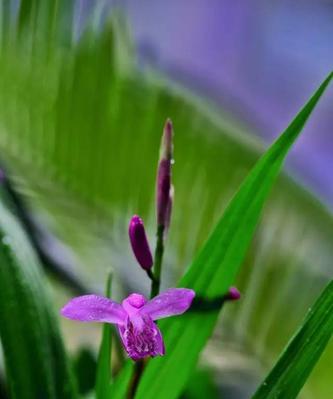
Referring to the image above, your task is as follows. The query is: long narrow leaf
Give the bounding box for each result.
[130,73,333,399]
[0,187,77,398]
[252,279,333,399]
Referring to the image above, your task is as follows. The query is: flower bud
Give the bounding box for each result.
[129,215,153,270]
[226,287,241,301]
[157,119,173,227]
[165,184,174,232]
[159,118,173,160]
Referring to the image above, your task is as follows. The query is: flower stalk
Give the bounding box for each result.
[151,119,174,298]
[127,359,145,399]
[150,224,165,298]
[127,119,175,396]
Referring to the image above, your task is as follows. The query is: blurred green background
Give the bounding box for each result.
[0,1,332,398]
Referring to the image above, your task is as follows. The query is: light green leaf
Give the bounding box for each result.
[95,272,113,399]
[252,279,333,399]
[131,73,333,399]
[0,187,77,398]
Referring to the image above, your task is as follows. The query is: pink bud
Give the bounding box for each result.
[165,184,174,232]
[129,215,153,270]
[226,287,241,301]
[157,119,173,227]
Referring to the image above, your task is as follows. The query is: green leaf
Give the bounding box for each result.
[95,272,113,399]
[252,279,333,399]
[130,73,333,399]
[1,4,333,397]
[0,188,77,398]
[72,347,97,396]
[17,0,75,45]
[182,367,219,399]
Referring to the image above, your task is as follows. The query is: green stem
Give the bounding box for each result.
[127,360,145,399]
[150,224,165,298]
[146,269,156,283]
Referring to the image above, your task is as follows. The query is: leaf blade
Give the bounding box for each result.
[252,279,333,399]
[0,189,77,399]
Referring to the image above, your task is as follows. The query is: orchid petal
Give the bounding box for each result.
[142,288,195,320]
[61,295,127,325]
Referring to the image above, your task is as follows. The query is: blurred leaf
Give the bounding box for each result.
[129,73,332,399]
[0,187,77,398]
[17,0,75,45]
[181,368,219,399]
[252,279,333,399]
[73,347,97,396]
[95,272,113,399]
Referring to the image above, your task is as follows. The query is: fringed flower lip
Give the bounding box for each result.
[61,288,195,361]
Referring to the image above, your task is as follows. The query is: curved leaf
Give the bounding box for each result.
[0,187,77,399]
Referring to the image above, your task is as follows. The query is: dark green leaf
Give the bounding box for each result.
[72,347,97,396]
[252,279,333,399]
[0,190,77,399]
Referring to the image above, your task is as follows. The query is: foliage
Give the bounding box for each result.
[0,1,332,398]
[253,280,333,399]
[0,185,77,398]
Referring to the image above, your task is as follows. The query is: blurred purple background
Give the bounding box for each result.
[80,0,333,207]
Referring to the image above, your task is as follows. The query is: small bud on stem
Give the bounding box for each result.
[225,287,241,301]
[129,215,153,271]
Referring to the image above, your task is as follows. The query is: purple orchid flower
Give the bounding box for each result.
[61,288,195,361]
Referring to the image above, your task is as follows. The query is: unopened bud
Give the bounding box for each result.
[160,118,173,160]
[128,215,153,270]
[157,119,173,227]
[226,287,241,301]
[165,184,174,232]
